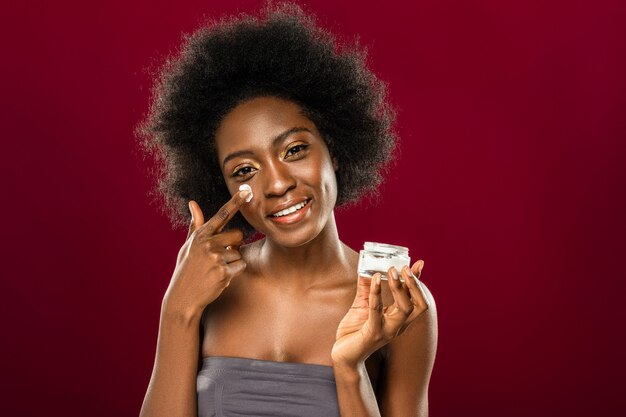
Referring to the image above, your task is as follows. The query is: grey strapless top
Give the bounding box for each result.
[197,356,339,417]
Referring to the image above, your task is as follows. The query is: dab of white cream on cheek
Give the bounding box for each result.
[238,183,253,203]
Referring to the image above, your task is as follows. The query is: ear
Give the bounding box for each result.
[332,156,339,171]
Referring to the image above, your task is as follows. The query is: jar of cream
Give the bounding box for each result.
[357,242,410,281]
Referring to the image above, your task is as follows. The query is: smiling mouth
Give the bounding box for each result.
[268,198,312,218]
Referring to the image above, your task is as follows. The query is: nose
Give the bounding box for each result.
[262,159,296,197]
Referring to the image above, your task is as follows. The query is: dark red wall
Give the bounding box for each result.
[3,0,625,416]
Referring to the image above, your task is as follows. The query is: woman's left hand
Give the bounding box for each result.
[331,261,429,368]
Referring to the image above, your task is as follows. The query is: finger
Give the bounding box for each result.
[367,273,384,334]
[202,189,252,236]
[383,267,414,338]
[222,258,247,287]
[388,267,414,315]
[352,275,373,309]
[395,263,424,333]
[210,228,245,249]
[402,264,430,313]
[187,200,206,239]
[409,261,428,307]
[220,246,243,264]
[411,260,424,281]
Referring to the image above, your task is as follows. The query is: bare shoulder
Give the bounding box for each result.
[417,280,437,316]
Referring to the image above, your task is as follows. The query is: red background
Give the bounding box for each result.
[2,0,625,416]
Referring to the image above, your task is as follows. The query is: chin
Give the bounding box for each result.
[271,231,319,248]
[262,221,325,248]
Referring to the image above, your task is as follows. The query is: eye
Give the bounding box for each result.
[285,144,309,158]
[232,166,256,178]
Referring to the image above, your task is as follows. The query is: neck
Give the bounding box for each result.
[258,212,351,290]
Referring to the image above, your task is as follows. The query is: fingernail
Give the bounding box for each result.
[419,260,425,272]
[240,190,252,202]
[188,202,194,220]
[391,267,399,280]
[376,274,381,285]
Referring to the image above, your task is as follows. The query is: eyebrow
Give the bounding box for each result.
[221,127,312,168]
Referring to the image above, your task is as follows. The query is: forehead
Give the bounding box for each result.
[214,96,320,159]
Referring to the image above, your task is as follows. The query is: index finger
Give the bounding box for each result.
[202,189,251,235]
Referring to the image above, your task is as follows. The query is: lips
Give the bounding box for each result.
[267,198,312,225]
[267,197,311,217]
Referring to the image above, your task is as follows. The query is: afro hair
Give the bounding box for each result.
[135,1,399,242]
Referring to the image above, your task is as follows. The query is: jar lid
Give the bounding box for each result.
[363,242,409,256]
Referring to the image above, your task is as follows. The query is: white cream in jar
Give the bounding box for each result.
[357,242,410,281]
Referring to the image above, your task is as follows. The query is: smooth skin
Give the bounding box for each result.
[139,96,438,417]
[140,190,252,417]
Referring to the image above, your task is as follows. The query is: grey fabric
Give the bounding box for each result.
[197,356,340,417]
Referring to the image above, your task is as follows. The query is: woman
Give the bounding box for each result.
[136,2,437,416]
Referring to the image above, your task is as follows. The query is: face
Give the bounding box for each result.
[214,96,339,247]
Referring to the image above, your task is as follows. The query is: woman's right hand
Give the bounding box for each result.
[162,189,251,320]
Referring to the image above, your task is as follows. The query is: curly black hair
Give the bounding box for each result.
[135,1,398,242]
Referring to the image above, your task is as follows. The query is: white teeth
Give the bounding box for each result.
[271,200,308,217]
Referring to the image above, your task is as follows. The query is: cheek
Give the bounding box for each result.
[300,157,334,189]
[239,198,261,227]
[221,181,257,224]
[324,169,338,206]
[317,160,338,206]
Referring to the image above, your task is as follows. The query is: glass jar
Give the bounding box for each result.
[357,242,410,281]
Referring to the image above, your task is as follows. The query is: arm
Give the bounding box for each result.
[333,281,437,417]
[333,361,382,417]
[139,192,249,417]
[138,300,202,417]
[377,281,438,417]
[331,262,436,417]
